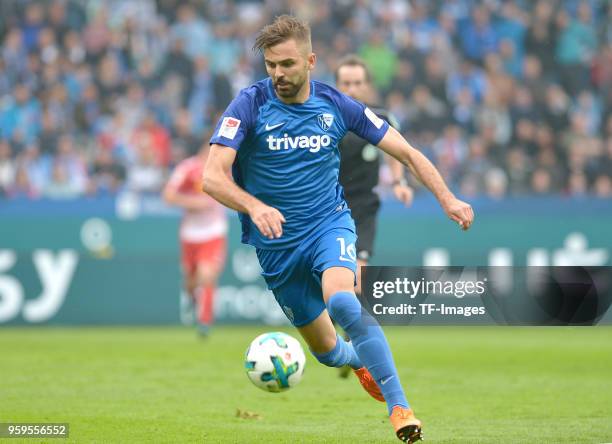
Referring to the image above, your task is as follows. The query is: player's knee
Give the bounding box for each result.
[185,276,196,293]
[322,269,355,301]
[196,265,219,286]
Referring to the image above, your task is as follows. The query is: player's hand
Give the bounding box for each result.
[393,184,414,207]
[249,202,286,239]
[442,197,474,231]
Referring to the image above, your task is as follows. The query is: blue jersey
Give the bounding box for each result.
[209,78,389,249]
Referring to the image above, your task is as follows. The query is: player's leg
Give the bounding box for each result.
[193,237,227,334]
[337,205,376,375]
[180,241,198,325]
[314,219,421,441]
[297,308,363,371]
[322,266,422,442]
[335,256,367,377]
[256,246,363,371]
[352,203,377,298]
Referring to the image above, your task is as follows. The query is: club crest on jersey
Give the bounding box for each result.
[317,113,334,131]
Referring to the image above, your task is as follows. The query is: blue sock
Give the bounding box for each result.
[311,333,362,369]
[327,291,409,415]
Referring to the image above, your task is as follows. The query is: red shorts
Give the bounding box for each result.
[180,237,227,276]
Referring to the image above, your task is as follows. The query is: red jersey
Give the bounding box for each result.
[165,156,228,242]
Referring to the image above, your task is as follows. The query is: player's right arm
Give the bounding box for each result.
[202,144,285,239]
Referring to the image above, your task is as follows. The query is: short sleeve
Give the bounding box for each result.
[209,91,254,150]
[337,94,390,145]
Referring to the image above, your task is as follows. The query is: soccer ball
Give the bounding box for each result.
[244,332,306,392]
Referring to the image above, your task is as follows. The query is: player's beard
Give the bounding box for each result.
[273,75,306,99]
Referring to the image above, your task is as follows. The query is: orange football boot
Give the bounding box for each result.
[353,367,385,402]
[390,406,422,443]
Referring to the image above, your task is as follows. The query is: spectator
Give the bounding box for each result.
[423,53,449,102]
[447,59,488,104]
[73,83,101,133]
[555,5,597,95]
[19,144,51,194]
[522,55,549,106]
[89,148,126,195]
[506,148,532,195]
[9,165,38,199]
[170,4,211,60]
[495,1,527,66]
[83,6,112,64]
[21,3,45,52]
[44,160,84,199]
[484,168,509,200]
[0,83,42,144]
[405,85,449,135]
[388,59,418,99]
[126,137,165,193]
[3,28,27,78]
[477,90,512,146]
[131,112,171,167]
[407,3,441,54]
[458,136,493,189]
[510,86,540,124]
[451,87,477,133]
[0,140,15,196]
[535,147,565,192]
[531,167,554,195]
[172,109,202,158]
[359,30,398,91]
[570,91,602,136]
[512,118,538,155]
[483,53,514,106]
[207,23,241,76]
[567,171,589,197]
[525,0,557,75]
[55,135,89,194]
[459,6,499,62]
[543,84,570,133]
[593,174,612,197]
[432,125,468,183]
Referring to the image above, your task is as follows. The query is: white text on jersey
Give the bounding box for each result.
[266,134,331,153]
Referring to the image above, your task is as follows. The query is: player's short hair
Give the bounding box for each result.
[253,15,311,53]
[334,55,372,83]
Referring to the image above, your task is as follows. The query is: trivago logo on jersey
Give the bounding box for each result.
[266,133,331,153]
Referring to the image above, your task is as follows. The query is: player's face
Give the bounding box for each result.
[264,39,315,100]
[336,65,370,103]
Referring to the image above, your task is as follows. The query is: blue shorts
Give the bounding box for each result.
[256,213,357,327]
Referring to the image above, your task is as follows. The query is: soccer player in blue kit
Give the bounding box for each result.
[203,15,474,443]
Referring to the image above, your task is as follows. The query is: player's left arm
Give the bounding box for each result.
[163,186,218,211]
[334,88,471,229]
[163,166,219,211]
[377,126,474,230]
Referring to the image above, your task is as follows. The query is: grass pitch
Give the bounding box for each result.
[1,326,611,443]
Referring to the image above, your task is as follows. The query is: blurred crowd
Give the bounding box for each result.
[0,0,611,200]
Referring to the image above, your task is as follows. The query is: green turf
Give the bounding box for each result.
[1,326,611,443]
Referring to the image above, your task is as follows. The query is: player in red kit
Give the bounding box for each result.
[163,146,228,335]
